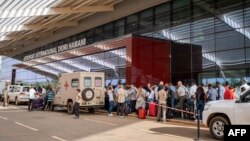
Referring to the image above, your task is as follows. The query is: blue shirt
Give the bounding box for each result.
[47,91,54,102]
[207,88,217,101]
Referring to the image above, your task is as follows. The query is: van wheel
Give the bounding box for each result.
[67,102,74,114]
[209,116,229,140]
[15,97,19,105]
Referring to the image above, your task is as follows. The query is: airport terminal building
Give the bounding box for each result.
[0,0,250,87]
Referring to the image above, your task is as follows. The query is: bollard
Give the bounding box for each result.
[194,110,200,141]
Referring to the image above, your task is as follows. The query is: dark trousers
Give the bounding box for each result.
[28,99,34,111]
[117,103,125,116]
[130,100,136,113]
[74,102,80,118]
[45,101,52,111]
[108,101,114,114]
[196,100,205,120]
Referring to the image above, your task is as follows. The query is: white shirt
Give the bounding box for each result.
[29,88,36,99]
[177,86,186,97]
[42,88,46,94]
[147,90,155,100]
[189,85,197,98]
[108,90,114,101]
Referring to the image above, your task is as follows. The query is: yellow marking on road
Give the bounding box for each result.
[0,115,8,120]
[14,122,39,131]
[52,136,68,141]
[83,118,117,126]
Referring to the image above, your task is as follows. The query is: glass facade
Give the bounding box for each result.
[1,0,250,86]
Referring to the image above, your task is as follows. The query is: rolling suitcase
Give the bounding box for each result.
[149,102,157,117]
[138,108,146,119]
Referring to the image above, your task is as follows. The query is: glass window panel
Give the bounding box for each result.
[191,34,215,53]
[171,23,191,40]
[246,48,250,68]
[244,6,250,27]
[191,17,215,37]
[95,77,102,87]
[84,77,91,87]
[215,29,245,51]
[103,23,114,39]
[216,49,245,70]
[218,70,246,86]
[192,53,203,72]
[201,52,216,72]
[173,6,191,25]
[127,14,138,24]
[155,12,170,27]
[216,0,244,14]
[245,27,250,47]
[155,3,169,15]
[71,79,79,87]
[115,19,125,27]
[198,72,216,86]
[140,9,153,20]
[215,18,233,32]
[193,1,214,20]
[173,0,190,9]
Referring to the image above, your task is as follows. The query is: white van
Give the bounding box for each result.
[7,85,30,105]
[53,72,105,114]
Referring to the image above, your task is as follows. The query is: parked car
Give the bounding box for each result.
[7,85,30,105]
[203,88,250,140]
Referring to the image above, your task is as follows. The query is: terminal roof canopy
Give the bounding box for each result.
[0,0,122,55]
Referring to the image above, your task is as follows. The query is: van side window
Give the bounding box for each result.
[71,79,79,87]
[84,77,91,87]
[95,77,102,87]
[23,87,30,92]
[15,87,21,92]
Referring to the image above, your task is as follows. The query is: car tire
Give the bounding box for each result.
[209,116,229,140]
[67,102,74,114]
[82,88,95,101]
[15,97,19,105]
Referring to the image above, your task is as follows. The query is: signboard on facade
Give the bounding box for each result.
[23,38,86,61]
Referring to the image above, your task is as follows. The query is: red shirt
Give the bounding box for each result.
[224,89,235,100]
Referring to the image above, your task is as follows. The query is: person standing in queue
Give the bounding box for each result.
[28,85,36,111]
[74,89,82,119]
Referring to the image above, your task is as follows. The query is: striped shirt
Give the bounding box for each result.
[47,91,54,102]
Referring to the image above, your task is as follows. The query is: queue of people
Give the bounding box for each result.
[105,79,248,122]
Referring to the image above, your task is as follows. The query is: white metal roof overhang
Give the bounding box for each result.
[0,0,123,55]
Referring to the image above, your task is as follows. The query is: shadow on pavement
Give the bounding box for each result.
[150,126,216,141]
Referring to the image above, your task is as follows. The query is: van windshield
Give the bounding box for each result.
[23,87,30,92]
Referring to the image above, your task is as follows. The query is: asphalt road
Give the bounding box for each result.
[0,103,216,141]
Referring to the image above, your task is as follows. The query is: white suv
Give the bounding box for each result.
[7,85,30,105]
[203,89,250,140]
